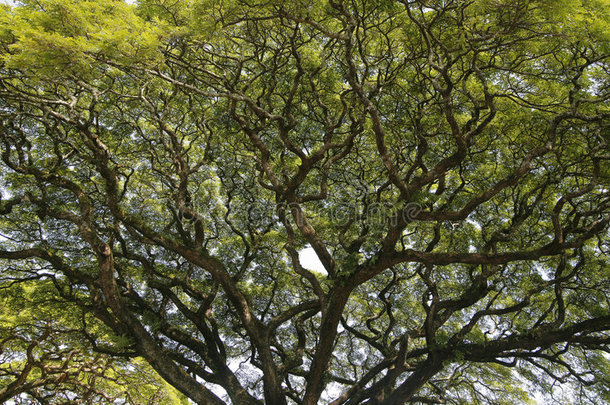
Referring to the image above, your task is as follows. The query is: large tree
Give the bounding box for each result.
[1,0,609,403]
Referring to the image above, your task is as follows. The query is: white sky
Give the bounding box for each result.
[299,246,326,275]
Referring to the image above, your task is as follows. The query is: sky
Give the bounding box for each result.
[299,246,326,274]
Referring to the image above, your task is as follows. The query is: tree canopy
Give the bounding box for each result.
[0,0,609,403]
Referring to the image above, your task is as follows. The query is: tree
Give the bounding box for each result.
[0,276,190,404]
[0,0,609,403]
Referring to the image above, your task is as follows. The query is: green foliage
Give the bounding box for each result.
[0,279,187,404]
[0,0,609,403]
[0,0,161,79]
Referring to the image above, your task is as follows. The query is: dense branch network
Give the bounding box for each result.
[0,0,609,404]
